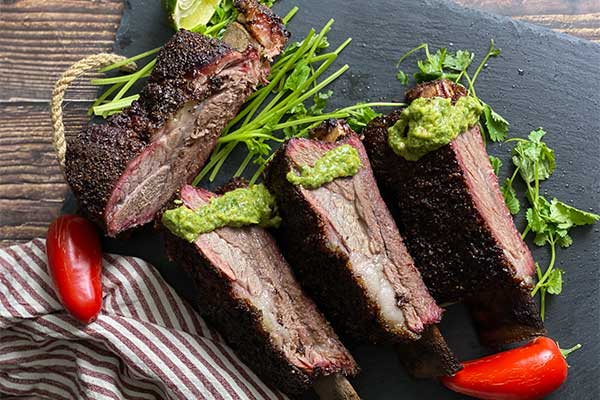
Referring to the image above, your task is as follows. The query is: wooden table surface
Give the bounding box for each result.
[0,0,599,246]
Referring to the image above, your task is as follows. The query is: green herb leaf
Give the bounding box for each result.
[526,206,546,235]
[346,105,381,132]
[443,50,474,71]
[283,61,311,91]
[549,198,600,228]
[542,269,563,295]
[396,70,408,85]
[414,48,446,83]
[512,128,555,183]
[556,233,573,248]
[413,70,444,83]
[482,103,509,142]
[501,179,520,215]
[489,155,502,175]
[309,90,333,115]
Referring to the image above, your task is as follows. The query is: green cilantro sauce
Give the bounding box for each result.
[286,144,362,189]
[387,96,483,161]
[162,184,281,242]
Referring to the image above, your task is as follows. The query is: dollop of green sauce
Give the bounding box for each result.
[387,96,483,161]
[162,184,281,242]
[286,144,362,189]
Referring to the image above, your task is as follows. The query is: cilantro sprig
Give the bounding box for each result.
[396,40,509,143]
[500,128,600,319]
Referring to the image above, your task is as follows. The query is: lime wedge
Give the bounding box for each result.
[164,0,222,31]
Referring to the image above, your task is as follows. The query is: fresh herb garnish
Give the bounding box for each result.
[500,128,600,319]
[193,19,401,184]
[489,155,502,176]
[396,40,508,143]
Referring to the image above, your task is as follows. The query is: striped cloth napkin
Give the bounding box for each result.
[0,239,285,400]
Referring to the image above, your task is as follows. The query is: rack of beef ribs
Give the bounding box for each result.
[264,119,461,378]
[65,0,288,237]
[361,79,545,348]
[163,181,359,399]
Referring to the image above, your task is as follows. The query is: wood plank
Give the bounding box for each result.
[455,0,600,16]
[0,0,124,101]
[515,13,600,42]
[0,102,89,246]
[455,2,600,41]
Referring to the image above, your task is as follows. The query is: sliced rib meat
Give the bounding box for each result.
[265,120,461,377]
[164,184,358,397]
[65,0,288,236]
[362,79,545,347]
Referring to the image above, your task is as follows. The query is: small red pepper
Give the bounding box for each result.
[46,215,103,323]
[441,337,577,400]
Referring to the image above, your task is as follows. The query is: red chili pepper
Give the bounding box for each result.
[46,215,103,324]
[441,337,575,400]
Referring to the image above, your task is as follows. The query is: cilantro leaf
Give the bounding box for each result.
[534,267,563,297]
[282,90,333,139]
[482,103,509,142]
[512,128,555,183]
[283,61,310,91]
[526,205,548,244]
[443,50,474,71]
[309,90,333,115]
[396,70,408,85]
[489,155,502,176]
[556,233,573,248]
[501,179,520,215]
[428,48,446,71]
[414,48,447,82]
[549,198,600,228]
[528,128,546,143]
[346,105,381,132]
[545,269,563,295]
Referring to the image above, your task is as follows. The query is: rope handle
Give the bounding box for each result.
[50,53,137,171]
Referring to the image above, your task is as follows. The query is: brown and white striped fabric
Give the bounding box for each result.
[0,239,286,400]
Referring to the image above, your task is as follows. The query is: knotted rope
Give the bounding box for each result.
[50,53,137,171]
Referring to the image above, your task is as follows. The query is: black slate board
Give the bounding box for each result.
[73,0,600,398]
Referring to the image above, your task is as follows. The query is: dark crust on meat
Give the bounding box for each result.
[139,31,234,129]
[362,111,516,301]
[65,109,148,229]
[309,119,352,142]
[234,0,290,58]
[164,234,311,397]
[215,177,250,194]
[466,287,546,348]
[265,139,409,344]
[151,30,230,81]
[65,31,236,230]
[405,79,467,103]
[361,79,545,345]
[395,325,462,378]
